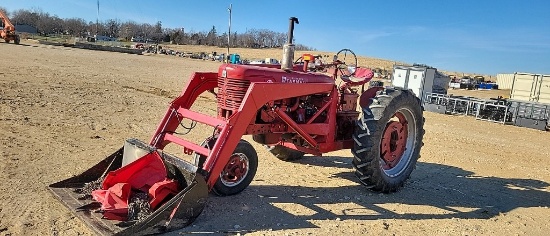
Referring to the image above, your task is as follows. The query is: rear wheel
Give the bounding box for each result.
[352,88,424,193]
[267,145,305,161]
[14,36,20,44]
[194,139,258,196]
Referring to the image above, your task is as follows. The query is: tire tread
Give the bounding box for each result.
[351,88,425,193]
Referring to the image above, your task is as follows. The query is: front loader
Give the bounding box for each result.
[49,17,424,235]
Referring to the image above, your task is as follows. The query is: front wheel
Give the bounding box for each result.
[194,139,258,196]
[352,88,424,193]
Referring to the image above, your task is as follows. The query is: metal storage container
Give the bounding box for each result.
[542,75,550,104]
[391,65,450,103]
[510,73,550,103]
[496,73,514,90]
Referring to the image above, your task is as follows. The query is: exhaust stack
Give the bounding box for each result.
[281,17,299,71]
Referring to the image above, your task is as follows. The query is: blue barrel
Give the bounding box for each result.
[230,54,241,64]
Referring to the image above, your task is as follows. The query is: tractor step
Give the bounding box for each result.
[163,133,210,156]
[155,108,227,156]
[177,108,226,128]
[48,139,208,236]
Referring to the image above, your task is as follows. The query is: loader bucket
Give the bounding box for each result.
[48,139,208,236]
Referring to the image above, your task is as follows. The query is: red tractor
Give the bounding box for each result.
[50,17,424,235]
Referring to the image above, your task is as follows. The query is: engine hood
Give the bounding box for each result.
[218,64,335,84]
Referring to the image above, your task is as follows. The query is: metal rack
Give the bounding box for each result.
[508,100,550,130]
[474,102,512,124]
[423,92,449,114]
[446,96,474,116]
[423,93,482,116]
[423,92,513,124]
[423,92,549,130]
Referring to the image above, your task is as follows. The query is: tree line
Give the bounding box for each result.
[0,7,314,50]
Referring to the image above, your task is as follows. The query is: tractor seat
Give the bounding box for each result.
[341,67,374,87]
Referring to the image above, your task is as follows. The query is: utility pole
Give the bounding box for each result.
[227,3,232,60]
[96,0,99,36]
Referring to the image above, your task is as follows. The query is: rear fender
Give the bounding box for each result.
[359,86,385,108]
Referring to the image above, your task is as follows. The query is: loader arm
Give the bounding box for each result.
[203,82,335,188]
[150,70,334,189]
[149,72,219,148]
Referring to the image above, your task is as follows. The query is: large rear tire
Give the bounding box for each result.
[352,88,424,193]
[194,139,258,196]
[267,145,305,161]
[14,36,20,45]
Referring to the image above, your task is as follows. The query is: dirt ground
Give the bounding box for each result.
[1,41,549,236]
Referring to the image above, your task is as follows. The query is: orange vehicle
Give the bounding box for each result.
[0,11,20,44]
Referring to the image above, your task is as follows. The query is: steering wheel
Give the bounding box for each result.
[334,49,358,77]
[294,56,304,64]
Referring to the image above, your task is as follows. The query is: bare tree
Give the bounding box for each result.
[105,19,120,38]
[169,29,184,44]
[218,32,227,47]
[64,18,87,36]
[11,9,39,27]
[206,25,217,46]
[275,32,286,47]
[120,21,141,40]
[3,6,316,50]
[152,21,162,42]
[35,11,54,34]
[49,15,64,34]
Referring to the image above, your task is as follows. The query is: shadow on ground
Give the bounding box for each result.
[167,156,550,235]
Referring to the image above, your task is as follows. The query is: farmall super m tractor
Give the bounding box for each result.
[49,17,424,235]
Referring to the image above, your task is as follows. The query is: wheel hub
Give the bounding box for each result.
[381,113,408,170]
[220,153,249,187]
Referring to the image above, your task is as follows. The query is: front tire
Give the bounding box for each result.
[352,88,424,193]
[194,139,258,196]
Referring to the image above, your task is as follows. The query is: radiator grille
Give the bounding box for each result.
[217,77,250,118]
